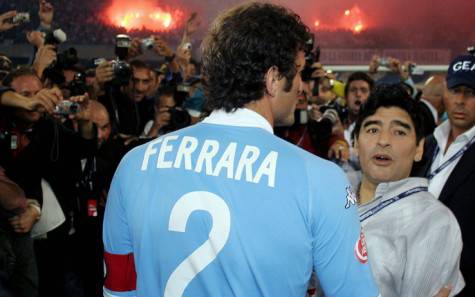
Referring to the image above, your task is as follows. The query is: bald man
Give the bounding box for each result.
[416,75,447,136]
[421,75,447,124]
[89,100,112,149]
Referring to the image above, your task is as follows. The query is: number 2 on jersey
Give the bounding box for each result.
[164,191,231,297]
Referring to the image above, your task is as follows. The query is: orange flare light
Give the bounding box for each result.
[103,0,183,31]
[341,5,367,34]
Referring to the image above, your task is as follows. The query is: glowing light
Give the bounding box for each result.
[314,20,320,27]
[340,5,367,34]
[353,23,364,33]
[103,0,184,31]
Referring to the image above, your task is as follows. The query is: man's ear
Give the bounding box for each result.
[264,66,279,97]
[414,137,424,162]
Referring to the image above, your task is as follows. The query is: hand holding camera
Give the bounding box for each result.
[63,93,90,120]
[94,60,115,86]
[30,87,63,114]
[127,38,142,59]
[0,10,21,32]
[154,107,172,128]
[153,36,174,58]
[26,30,45,47]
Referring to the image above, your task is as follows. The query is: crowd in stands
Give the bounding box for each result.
[0,0,471,55]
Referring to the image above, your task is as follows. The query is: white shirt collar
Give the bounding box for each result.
[202,108,274,134]
[420,98,438,123]
[434,119,475,152]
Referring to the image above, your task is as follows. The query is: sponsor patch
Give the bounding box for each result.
[354,231,368,264]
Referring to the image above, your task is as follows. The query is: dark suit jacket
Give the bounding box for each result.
[412,135,475,296]
[418,100,437,137]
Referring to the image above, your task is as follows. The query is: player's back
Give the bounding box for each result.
[103,117,379,297]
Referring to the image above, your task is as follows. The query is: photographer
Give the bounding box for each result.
[275,70,349,160]
[94,58,154,137]
[143,86,191,138]
[0,67,96,297]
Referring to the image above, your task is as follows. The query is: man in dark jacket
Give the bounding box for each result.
[413,53,475,296]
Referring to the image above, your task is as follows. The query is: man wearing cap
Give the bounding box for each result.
[413,53,475,296]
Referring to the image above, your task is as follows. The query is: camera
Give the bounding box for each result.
[11,12,30,25]
[141,37,155,52]
[44,29,67,46]
[110,34,132,86]
[68,72,88,97]
[319,99,348,124]
[161,107,191,134]
[43,47,79,86]
[408,63,424,76]
[115,34,131,60]
[93,58,106,67]
[42,29,70,85]
[301,34,321,82]
[54,100,81,116]
[379,57,389,67]
[110,59,132,86]
[182,42,192,51]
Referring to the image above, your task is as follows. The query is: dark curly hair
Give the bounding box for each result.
[201,2,310,112]
[352,84,424,144]
[344,71,374,98]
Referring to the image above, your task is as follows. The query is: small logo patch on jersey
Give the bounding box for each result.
[354,231,368,264]
[345,186,357,209]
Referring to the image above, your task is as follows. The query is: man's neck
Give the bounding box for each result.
[358,176,378,205]
[446,125,469,154]
[244,97,274,127]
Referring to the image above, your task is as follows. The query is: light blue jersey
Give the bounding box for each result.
[103,109,379,297]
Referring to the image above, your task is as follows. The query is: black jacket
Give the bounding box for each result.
[0,115,96,229]
[412,135,475,296]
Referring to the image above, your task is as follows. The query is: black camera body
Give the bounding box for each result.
[68,72,88,97]
[43,47,79,86]
[161,107,191,134]
[110,59,131,86]
[109,34,132,86]
[301,34,321,82]
[319,99,348,124]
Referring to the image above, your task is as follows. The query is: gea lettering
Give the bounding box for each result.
[453,61,475,72]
